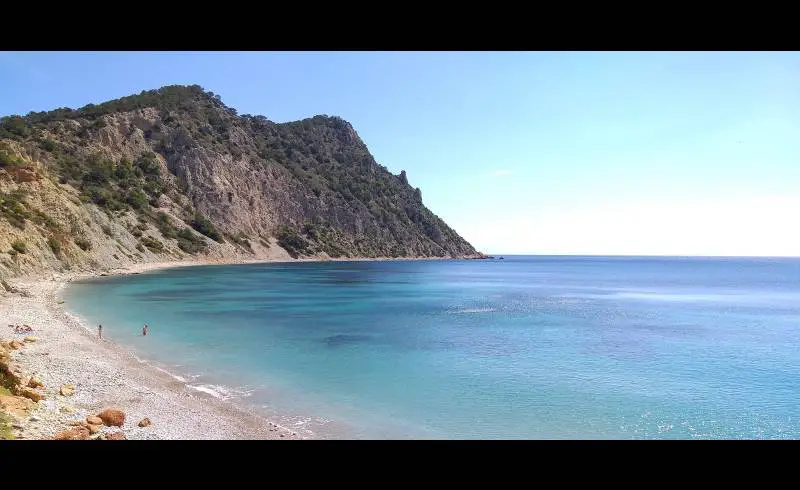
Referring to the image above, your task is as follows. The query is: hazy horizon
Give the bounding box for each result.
[2,51,797,257]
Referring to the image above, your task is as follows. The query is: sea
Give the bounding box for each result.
[63,256,800,439]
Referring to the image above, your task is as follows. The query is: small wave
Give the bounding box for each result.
[452,308,496,314]
[189,384,233,400]
[154,366,187,383]
[188,383,254,401]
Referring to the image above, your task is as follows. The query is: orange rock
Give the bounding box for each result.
[0,394,35,418]
[137,417,151,428]
[53,427,90,440]
[9,340,23,350]
[59,384,75,396]
[87,424,102,434]
[97,408,125,427]
[105,432,126,440]
[86,416,103,426]
[18,386,44,402]
[27,377,43,389]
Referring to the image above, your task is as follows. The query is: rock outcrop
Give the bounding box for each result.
[0,85,483,279]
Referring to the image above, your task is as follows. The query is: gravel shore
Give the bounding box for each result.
[1,259,313,440]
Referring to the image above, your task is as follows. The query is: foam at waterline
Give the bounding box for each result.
[154,366,187,383]
[188,383,255,400]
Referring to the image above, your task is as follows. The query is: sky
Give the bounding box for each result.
[1,51,799,256]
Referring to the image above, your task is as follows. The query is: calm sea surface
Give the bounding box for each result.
[64,256,800,439]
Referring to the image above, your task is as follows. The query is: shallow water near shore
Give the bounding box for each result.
[64,256,800,439]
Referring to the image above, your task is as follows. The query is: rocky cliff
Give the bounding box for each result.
[0,85,481,279]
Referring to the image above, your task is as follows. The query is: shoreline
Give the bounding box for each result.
[1,254,473,440]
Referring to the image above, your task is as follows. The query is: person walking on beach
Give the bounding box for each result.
[143,324,148,336]
[98,324,103,339]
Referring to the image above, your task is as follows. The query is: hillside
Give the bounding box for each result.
[0,85,482,279]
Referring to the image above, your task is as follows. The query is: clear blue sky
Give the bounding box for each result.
[2,51,798,256]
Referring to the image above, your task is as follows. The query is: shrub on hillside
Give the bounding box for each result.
[190,214,222,242]
[10,240,26,254]
[176,228,207,254]
[75,238,91,251]
[47,236,62,256]
[276,226,311,258]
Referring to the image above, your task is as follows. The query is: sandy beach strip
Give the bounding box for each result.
[1,259,317,440]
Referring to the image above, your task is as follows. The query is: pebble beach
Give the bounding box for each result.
[0,259,310,440]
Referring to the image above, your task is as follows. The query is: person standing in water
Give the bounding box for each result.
[143,324,148,336]
[98,324,103,339]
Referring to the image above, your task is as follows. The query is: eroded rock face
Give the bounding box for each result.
[0,85,482,281]
[97,408,125,427]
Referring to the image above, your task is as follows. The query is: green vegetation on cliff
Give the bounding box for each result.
[0,84,479,273]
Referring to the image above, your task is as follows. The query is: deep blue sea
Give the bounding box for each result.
[63,256,800,439]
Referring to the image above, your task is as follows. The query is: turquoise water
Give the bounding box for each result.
[64,256,800,439]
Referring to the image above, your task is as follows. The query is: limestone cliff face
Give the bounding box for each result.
[0,85,481,279]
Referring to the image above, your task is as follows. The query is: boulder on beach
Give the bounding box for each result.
[97,408,125,427]
[60,404,76,414]
[53,427,90,440]
[59,384,75,396]
[86,416,103,426]
[137,417,151,428]
[0,394,35,418]
[18,387,45,403]
[8,340,23,350]
[87,423,102,434]
[23,337,37,343]
[105,432,126,440]
[27,377,43,389]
